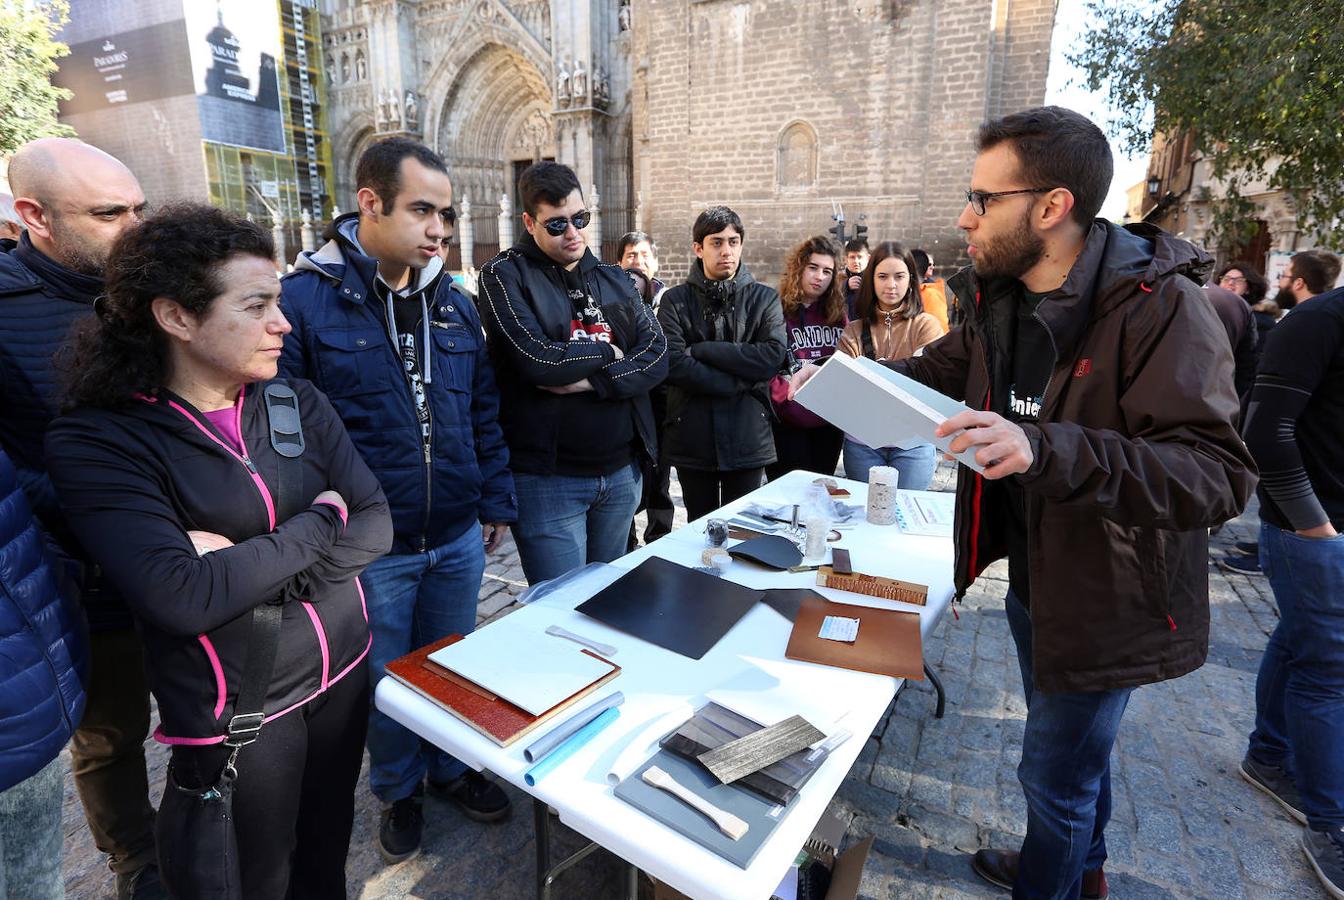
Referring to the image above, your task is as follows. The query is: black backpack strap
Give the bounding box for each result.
[860,320,877,360]
[224,383,307,754]
[263,382,306,521]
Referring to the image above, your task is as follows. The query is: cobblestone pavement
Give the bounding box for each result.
[60,468,1315,899]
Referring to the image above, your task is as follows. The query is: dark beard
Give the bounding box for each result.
[50,220,110,277]
[973,207,1045,281]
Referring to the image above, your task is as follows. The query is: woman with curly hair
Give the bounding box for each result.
[767,235,849,480]
[836,241,944,489]
[47,204,392,899]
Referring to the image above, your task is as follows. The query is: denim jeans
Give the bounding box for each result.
[1005,590,1133,899]
[1246,522,1344,830]
[363,523,485,803]
[841,439,938,492]
[513,463,642,584]
[0,755,65,900]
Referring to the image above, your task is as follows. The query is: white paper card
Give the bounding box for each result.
[819,616,860,642]
[427,619,613,716]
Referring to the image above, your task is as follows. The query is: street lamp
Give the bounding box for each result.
[1146,175,1162,198]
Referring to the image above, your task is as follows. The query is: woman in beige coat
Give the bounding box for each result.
[836,241,944,488]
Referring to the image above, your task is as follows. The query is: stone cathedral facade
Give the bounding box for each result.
[321,0,1055,280]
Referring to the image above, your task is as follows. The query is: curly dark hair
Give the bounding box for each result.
[62,203,274,410]
[778,235,846,326]
[856,242,924,323]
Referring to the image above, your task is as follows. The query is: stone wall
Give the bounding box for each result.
[631,0,1056,284]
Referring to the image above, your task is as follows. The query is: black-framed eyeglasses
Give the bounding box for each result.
[965,187,1054,216]
[541,210,591,236]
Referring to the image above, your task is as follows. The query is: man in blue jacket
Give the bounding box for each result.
[0,446,87,900]
[280,137,516,863]
[0,138,162,899]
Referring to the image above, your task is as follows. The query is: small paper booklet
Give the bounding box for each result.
[794,352,985,473]
[892,490,956,537]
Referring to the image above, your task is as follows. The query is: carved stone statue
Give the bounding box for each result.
[618,1,631,32]
[387,89,402,128]
[571,59,588,103]
[555,57,571,106]
[404,90,419,129]
[325,55,335,85]
[340,53,350,83]
[594,65,609,107]
[355,52,367,81]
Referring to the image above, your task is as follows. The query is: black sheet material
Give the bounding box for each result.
[727,534,802,571]
[759,588,827,623]
[575,557,763,659]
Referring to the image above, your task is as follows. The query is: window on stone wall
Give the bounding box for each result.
[777,121,817,192]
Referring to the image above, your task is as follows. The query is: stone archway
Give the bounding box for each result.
[432,42,554,210]
[426,41,553,261]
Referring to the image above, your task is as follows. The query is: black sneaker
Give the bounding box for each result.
[1217,553,1262,575]
[429,770,511,823]
[379,786,425,864]
[116,864,167,900]
[1302,827,1344,899]
[1236,540,1260,555]
[1239,754,1307,824]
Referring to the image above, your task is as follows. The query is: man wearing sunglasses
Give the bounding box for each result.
[280,137,517,861]
[796,106,1254,897]
[478,161,667,584]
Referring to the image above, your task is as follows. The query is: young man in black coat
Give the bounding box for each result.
[478,162,667,583]
[657,206,786,520]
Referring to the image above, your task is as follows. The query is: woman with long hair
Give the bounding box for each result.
[47,204,392,899]
[767,235,849,480]
[837,241,944,489]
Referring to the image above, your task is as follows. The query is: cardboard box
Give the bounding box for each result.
[650,834,873,900]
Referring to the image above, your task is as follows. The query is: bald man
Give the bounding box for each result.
[0,139,163,899]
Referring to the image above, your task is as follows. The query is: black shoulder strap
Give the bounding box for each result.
[861,320,877,360]
[263,382,306,522]
[226,382,307,749]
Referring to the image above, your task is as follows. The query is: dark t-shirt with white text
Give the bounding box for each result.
[1000,286,1053,605]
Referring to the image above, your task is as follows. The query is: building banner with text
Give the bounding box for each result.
[184,2,286,153]
[54,20,193,114]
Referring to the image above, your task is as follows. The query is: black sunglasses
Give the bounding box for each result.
[541,210,591,236]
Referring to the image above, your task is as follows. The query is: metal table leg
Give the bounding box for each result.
[534,799,550,900]
[924,663,946,719]
[533,798,641,900]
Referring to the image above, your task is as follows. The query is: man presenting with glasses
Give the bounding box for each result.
[479,161,667,584]
[797,106,1254,897]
